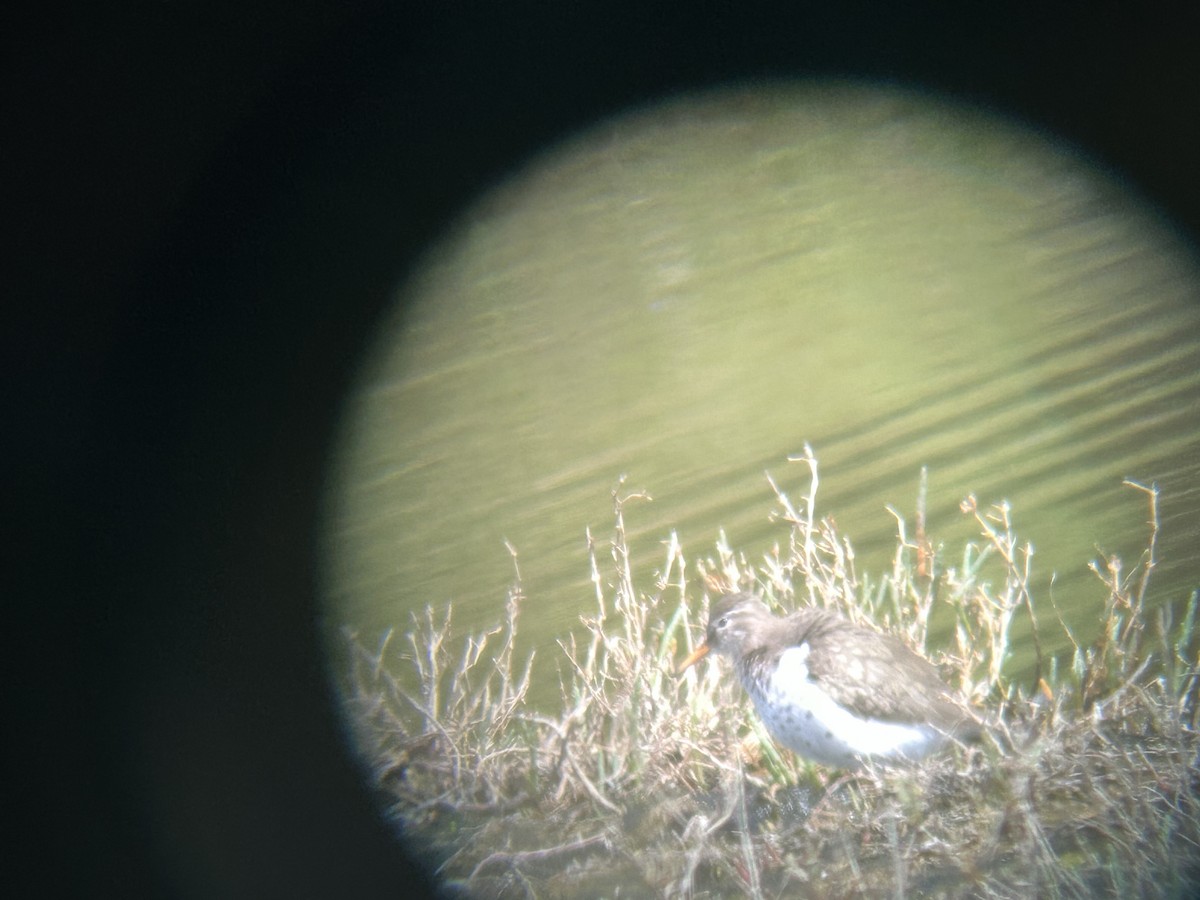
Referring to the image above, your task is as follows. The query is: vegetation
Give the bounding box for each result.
[342,447,1199,898]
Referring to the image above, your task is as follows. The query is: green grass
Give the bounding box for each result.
[341,447,1200,898]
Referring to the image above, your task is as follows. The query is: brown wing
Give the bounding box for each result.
[797,614,965,727]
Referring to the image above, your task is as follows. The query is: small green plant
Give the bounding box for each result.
[342,450,1199,898]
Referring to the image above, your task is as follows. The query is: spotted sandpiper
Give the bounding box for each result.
[678,592,982,768]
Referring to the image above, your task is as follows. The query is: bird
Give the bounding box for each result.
[678,591,983,768]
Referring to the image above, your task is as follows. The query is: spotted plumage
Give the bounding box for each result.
[679,592,981,768]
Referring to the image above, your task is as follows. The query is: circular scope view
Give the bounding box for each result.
[321,83,1200,897]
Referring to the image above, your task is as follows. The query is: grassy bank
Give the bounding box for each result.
[341,448,1199,898]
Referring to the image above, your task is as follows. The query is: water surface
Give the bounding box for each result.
[322,83,1200,700]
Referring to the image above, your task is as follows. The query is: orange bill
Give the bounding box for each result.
[675,642,711,675]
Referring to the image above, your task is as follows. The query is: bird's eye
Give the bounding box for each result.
[715,616,729,630]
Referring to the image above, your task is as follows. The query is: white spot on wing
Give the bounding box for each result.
[775,643,811,683]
